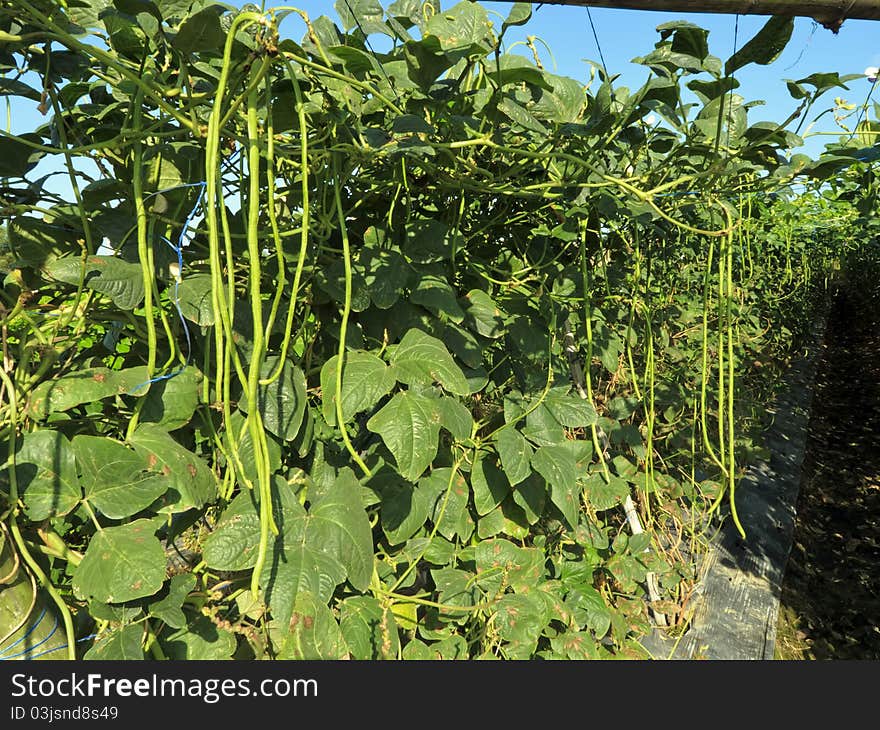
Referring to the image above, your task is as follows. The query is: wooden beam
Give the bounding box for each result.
[529,1,880,31]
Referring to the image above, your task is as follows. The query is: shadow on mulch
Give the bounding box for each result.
[776,287,880,660]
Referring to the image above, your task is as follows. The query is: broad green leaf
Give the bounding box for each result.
[172,6,226,54]
[493,427,533,486]
[139,366,201,430]
[411,275,465,322]
[422,467,473,541]
[390,328,470,395]
[436,396,473,441]
[376,473,432,544]
[73,435,167,519]
[6,430,80,520]
[424,0,493,54]
[238,356,307,441]
[431,567,478,610]
[523,402,566,446]
[498,97,548,135]
[725,16,794,76]
[201,489,264,571]
[163,615,236,660]
[321,352,396,426]
[511,472,546,525]
[203,472,371,627]
[73,519,166,603]
[566,585,611,638]
[462,289,506,339]
[149,574,196,630]
[84,625,144,660]
[493,593,545,658]
[334,0,387,36]
[0,134,44,178]
[476,538,545,594]
[26,366,150,420]
[502,2,532,33]
[544,389,598,428]
[306,469,373,592]
[8,217,82,268]
[367,391,441,481]
[340,596,400,660]
[532,444,578,527]
[128,424,217,512]
[45,255,145,310]
[471,452,510,516]
[275,592,349,659]
[0,79,42,101]
[582,472,630,512]
[177,274,215,325]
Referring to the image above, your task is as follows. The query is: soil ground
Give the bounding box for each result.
[775,287,880,659]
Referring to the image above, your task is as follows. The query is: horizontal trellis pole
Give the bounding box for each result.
[522,1,880,30]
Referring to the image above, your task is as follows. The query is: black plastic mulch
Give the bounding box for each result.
[778,288,880,659]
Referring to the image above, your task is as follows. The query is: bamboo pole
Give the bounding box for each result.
[523,1,880,31]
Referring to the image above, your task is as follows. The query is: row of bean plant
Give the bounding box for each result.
[0,0,873,659]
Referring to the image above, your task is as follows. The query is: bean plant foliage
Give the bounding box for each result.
[0,0,873,659]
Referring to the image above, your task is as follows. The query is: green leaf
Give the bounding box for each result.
[375,471,432,544]
[471,452,510,515]
[334,0,387,36]
[367,391,441,481]
[128,424,217,512]
[25,366,150,420]
[510,472,546,525]
[163,615,236,660]
[275,592,350,659]
[0,79,42,101]
[493,427,532,486]
[238,356,307,441]
[582,472,630,512]
[74,435,167,519]
[73,519,166,603]
[543,388,598,428]
[411,275,465,322]
[177,274,215,326]
[462,289,506,339]
[476,538,544,594]
[423,467,472,541]
[8,217,82,268]
[493,593,545,657]
[139,366,201,430]
[45,255,145,310]
[566,585,611,638]
[0,134,44,178]
[203,472,371,627]
[498,97,548,135]
[424,0,493,54]
[6,430,80,520]
[725,16,794,76]
[436,396,473,441]
[390,328,470,395]
[84,625,144,660]
[502,2,532,33]
[149,574,196,630]
[339,596,400,660]
[531,444,578,527]
[172,6,225,54]
[320,352,396,426]
[306,469,373,592]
